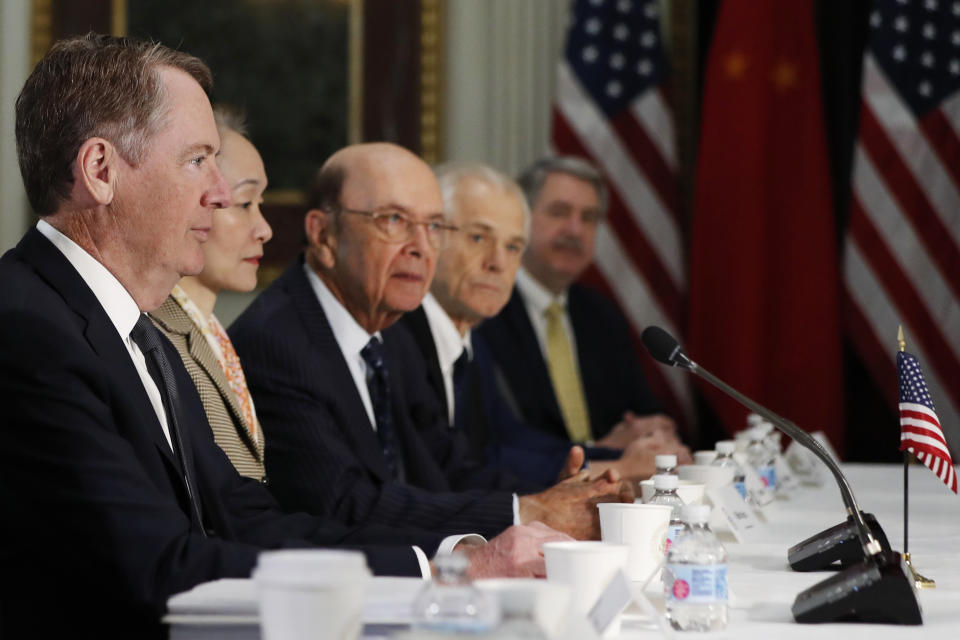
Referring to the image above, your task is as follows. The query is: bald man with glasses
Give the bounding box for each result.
[230,144,632,560]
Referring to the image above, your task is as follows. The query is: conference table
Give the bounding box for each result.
[165,464,960,638]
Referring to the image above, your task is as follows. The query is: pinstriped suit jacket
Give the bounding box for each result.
[150,296,267,481]
[229,258,517,539]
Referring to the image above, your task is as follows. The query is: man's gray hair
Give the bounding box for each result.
[515,155,608,215]
[433,162,530,234]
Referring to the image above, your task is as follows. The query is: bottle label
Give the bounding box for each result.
[664,523,685,551]
[665,563,727,604]
[757,464,776,489]
[734,481,746,498]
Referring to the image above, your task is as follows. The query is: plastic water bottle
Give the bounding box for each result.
[664,504,728,631]
[746,427,776,490]
[648,474,685,551]
[711,440,746,498]
[411,552,500,633]
[655,454,678,476]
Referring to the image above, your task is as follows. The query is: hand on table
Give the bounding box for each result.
[460,521,573,579]
[518,468,634,540]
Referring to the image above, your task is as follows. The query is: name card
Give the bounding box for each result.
[588,569,632,637]
[707,485,767,543]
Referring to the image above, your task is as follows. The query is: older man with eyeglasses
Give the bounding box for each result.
[229,143,633,571]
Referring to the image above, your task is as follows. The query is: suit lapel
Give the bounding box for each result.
[282,261,391,481]
[185,325,263,460]
[502,290,565,432]
[17,229,185,475]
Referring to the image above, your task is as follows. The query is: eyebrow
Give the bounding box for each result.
[180,143,216,162]
[232,177,263,190]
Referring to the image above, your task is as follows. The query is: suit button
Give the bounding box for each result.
[260,475,270,486]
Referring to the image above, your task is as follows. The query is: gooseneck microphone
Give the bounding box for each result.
[641,326,922,625]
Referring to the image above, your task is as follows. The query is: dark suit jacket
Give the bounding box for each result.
[0,229,429,637]
[229,259,518,541]
[477,284,662,443]
[398,307,573,487]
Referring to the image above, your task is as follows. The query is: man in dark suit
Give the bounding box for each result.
[0,35,554,637]
[399,162,686,486]
[478,156,690,456]
[230,143,630,546]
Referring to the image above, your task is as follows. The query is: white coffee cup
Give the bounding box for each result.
[543,541,630,636]
[637,479,706,505]
[678,464,735,490]
[597,503,672,585]
[693,450,719,465]
[254,550,370,640]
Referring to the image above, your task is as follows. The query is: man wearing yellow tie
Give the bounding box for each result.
[479,156,688,457]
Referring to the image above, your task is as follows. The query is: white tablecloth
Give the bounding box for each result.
[614,463,960,639]
[166,464,960,638]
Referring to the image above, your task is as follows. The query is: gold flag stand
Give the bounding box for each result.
[899,326,936,589]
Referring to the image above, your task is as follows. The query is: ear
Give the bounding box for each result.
[304,208,338,269]
[75,137,118,206]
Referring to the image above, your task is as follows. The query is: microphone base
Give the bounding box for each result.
[791,550,922,624]
[788,513,891,572]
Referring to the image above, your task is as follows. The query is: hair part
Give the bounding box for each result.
[15,32,213,216]
[515,155,608,216]
[433,161,531,234]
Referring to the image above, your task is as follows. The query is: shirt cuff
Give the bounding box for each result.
[436,533,486,558]
[512,492,521,525]
[413,546,431,579]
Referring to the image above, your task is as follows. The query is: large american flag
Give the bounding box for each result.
[898,350,957,493]
[550,0,692,426]
[843,0,960,456]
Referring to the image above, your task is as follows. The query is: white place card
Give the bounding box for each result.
[707,485,768,543]
[588,569,632,637]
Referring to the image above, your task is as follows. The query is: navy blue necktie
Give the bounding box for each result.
[360,337,400,478]
[130,314,206,535]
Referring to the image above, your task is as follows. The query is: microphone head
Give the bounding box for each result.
[641,326,691,368]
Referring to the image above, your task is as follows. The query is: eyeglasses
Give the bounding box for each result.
[336,205,458,248]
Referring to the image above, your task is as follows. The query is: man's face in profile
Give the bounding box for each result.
[108,66,229,286]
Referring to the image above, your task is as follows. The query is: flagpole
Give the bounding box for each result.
[899,325,935,589]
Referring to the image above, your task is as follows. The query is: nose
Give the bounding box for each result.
[253,206,273,244]
[404,221,432,258]
[563,211,585,235]
[202,165,231,209]
[484,241,506,273]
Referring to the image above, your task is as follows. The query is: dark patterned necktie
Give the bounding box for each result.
[130,314,206,534]
[452,348,470,425]
[360,337,400,478]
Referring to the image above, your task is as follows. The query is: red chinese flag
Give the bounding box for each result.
[688,0,845,452]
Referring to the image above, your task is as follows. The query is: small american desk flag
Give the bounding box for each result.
[899,351,957,493]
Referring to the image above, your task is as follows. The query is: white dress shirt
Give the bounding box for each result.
[421,293,473,424]
[37,220,173,449]
[303,264,485,574]
[304,264,381,430]
[514,267,584,381]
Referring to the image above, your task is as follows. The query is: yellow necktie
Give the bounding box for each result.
[544,302,592,442]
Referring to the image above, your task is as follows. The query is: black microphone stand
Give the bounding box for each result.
[641,326,922,624]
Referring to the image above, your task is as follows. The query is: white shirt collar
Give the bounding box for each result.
[421,292,473,372]
[515,266,567,313]
[303,262,380,355]
[36,219,142,338]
